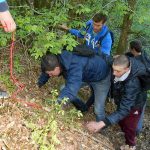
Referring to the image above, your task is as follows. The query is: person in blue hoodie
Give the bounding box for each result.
[86,55,146,150]
[0,0,16,99]
[59,12,112,56]
[38,50,111,121]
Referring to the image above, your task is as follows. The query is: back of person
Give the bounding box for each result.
[59,50,109,82]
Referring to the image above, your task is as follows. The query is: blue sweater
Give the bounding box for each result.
[38,50,109,101]
[0,0,8,12]
[69,20,112,55]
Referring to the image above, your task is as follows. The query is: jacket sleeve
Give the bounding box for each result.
[37,72,50,87]
[100,32,112,56]
[69,20,92,38]
[103,78,141,126]
[58,58,84,101]
[69,29,84,38]
[0,0,8,12]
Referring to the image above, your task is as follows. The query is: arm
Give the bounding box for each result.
[0,0,16,32]
[58,58,84,101]
[59,20,92,38]
[37,72,50,88]
[104,78,141,126]
[86,78,141,132]
[100,32,112,55]
[59,24,84,38]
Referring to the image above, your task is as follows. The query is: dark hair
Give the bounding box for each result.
[113,55,130,68]
[41,53,60,72]
[130,40,142,53]
[93,13,107,23]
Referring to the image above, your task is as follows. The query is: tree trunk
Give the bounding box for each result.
[116,0,137,54]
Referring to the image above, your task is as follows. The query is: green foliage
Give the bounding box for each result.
[0,0,149,57]
[0,32,11,46]
[29,32,78,59]
[75,4,91,15]
[25,90,83,150]
[10,6,79,59]
[132,0,150,36]
[14,55,25,73]
[0,74,14,91]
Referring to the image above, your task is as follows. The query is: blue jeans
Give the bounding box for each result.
[86,72,111,121]
[136,103,146,134]
[59,72,111,119]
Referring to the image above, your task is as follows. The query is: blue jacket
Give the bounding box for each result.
[103,58,146,126]
[0,0,8,12]
[69,20,112,55]
[38,50,109,101]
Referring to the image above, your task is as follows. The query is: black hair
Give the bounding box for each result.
[130,40,142,53]
[41,53,60,72]
[93,13,107,23]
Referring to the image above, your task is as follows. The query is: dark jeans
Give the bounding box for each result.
[119,109,142,146]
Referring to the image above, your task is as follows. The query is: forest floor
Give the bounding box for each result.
[0,47,149,150]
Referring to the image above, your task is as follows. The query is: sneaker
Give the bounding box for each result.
[0,90,9,99]
[120,145,136,150]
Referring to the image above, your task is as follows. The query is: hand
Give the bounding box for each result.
[0,10,16,32]
[58,24,69,31]
[86,121,105,133]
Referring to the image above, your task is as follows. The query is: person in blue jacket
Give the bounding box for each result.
[0,0,16,99]
[38,50,111,121]
[59,12,112,56]
[86,55,146,150]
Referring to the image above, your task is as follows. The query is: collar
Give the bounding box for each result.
[114,69,131,83]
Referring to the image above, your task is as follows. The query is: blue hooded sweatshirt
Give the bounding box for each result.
[69,20,112,55]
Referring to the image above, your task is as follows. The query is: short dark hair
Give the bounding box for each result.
[93,13,107,23]
[41,53,60,72]
[130,40,142,53]
[113,55,130,68]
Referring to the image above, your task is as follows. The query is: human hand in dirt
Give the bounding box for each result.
[58,24,70,31]
[0,10,16,32]
[86,121,105,133]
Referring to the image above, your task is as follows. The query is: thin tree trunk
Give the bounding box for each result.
[116,0,137,54]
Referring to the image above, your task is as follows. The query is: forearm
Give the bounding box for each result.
[103,110,129,127]
[69,29,84,38]
[37,72,50,87]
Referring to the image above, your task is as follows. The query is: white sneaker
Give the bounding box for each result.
[120,145,136,150]
[0,90,9,99]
